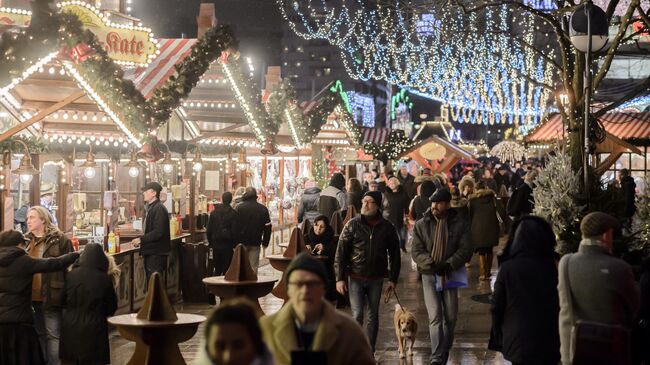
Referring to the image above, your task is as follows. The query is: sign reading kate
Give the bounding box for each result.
[58,2,158,65]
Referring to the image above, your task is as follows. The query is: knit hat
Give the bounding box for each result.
[580,212,619,238]
[363,191,383,208]
[0,230,30,247]
[285,252,328,285]
[430,188,452,202]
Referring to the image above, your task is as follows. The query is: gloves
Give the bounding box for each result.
[434,262,452,276]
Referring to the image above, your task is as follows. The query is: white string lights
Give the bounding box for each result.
[277,1,557,128]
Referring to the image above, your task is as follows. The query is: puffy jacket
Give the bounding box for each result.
[26,230,75,308]
[298,187,321,223]
[140,199,171,256]
[334,215,401,283]
[411,209,472,274]
[235,191,272,247]
[61,244,117,364]
[0,246,78,324]
[207,203,239,247]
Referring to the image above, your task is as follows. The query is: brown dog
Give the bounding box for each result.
[394,304,417,358]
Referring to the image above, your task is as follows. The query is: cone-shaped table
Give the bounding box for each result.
[267,227,327,301]
[108,273,205,365]
[202,244,277,313]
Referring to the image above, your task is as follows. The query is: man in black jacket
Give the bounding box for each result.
[207,192,239,275]
[234,187,271,273]
[334,190,401,352]
[132,182,171,285]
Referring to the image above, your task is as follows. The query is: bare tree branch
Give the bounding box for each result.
[637,5,650,31]
[593,0,640,91]
[606,0,622,21]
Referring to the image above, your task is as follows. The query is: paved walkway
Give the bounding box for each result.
[110,246,510,365]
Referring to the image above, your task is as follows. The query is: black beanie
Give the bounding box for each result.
[222,192,233,205]
[419,180,435,198]
[0,230,29,247]
[430,188,452,202]
[285,252,328,285]
[363,191,383,209]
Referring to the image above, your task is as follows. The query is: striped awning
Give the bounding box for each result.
[362,127,391,144]
[526,112,650,142]
[124,38,197,99]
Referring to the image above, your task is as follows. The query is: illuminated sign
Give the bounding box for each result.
[0,7,31,30]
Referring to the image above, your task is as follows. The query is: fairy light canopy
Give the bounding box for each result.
[277,0,558,129]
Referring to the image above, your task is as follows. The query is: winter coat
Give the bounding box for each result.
[60,244,117,365]
[235,191,272,247]
[0,246,79,324]
[397,172,416,201]
[621,175,637,218]
[334,214,401,283]
[482,177,498,193]
[298,187,321,223]
[318,185,346,222]
[207,203,239,249]
[260,300,375,365]
[494,172,511,193]
[507,182,534,218]
[306,226,336,259]
[346,190,363,212]
[558,242,640,365]
[411,209,472,275]
[383,186,409,229]
[468,189,500,249]
[140,199,171,256]
[410,196,430,221]
[26,230,75,308]
[489,217,560,365]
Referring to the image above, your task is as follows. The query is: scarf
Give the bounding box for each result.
[431,215,448,263]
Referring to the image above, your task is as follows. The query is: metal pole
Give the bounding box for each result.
[584,1,593,206]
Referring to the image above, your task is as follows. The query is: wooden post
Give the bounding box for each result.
[279,158,284,225]
[189,161,197,242]
[29,153,40,207]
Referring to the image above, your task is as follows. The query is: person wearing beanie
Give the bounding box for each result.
[411,188,472,365]
[334,190,401,352]
[410,180,436,222]
[384,177,410,252]
[0,230,79,365]
[235,187,271,273]
[557,212,640,365]
[207,191,240,276]
[260,253,375,365]
[318,172,348,224]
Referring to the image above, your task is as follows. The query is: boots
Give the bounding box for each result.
[484,253,494,281]
[478,254,487,281]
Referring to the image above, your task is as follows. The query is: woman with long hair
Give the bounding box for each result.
[306,215,337,302]
[346,178,363,212]
[25,206,75,365]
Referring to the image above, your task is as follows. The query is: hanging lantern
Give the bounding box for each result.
[80,145,97,179]
[123,150,144,178]
[260,139,278,155]
[137,141,162,162]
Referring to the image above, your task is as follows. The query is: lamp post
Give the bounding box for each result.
[11,140,40,184]
[570,0,609,203]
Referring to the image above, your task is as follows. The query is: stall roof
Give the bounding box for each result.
[526,112,650,142]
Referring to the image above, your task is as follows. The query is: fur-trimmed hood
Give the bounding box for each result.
[469,189,495,200]
[458,175,475,193]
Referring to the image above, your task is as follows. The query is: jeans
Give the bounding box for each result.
[144,255,167,288]
[421,274,458,364]
[246,246,261,273]
[348,277,384,351]
[33,302,61,365]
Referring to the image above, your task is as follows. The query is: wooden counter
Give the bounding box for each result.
[112,234,190,314]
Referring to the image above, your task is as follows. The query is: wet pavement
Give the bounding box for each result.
[109,244,510,364]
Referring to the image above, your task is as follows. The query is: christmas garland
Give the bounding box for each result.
[0,136,50,153]
[148,26,234,128]
[164,140,242,156]
[364,129,413,162]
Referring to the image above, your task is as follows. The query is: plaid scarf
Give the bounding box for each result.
[431,215,448,263]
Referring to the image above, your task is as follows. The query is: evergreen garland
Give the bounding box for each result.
[364,129,413,163]
[164,140,241,156]
[0,136,49,153]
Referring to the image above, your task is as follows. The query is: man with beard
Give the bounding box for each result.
[411,188,472,365]
[334,191,401,353]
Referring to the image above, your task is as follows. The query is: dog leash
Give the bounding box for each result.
[384,286,405,312]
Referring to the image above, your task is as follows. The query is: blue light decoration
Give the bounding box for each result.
[347,91,375,127]
[276,0,558,130]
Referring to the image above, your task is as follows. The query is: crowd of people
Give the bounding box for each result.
[0,159,648,365]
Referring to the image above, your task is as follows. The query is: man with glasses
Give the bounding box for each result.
[260,253,375,365]
[334,190,401,353]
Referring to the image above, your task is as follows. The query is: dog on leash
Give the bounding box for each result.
[393,304,417,358]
